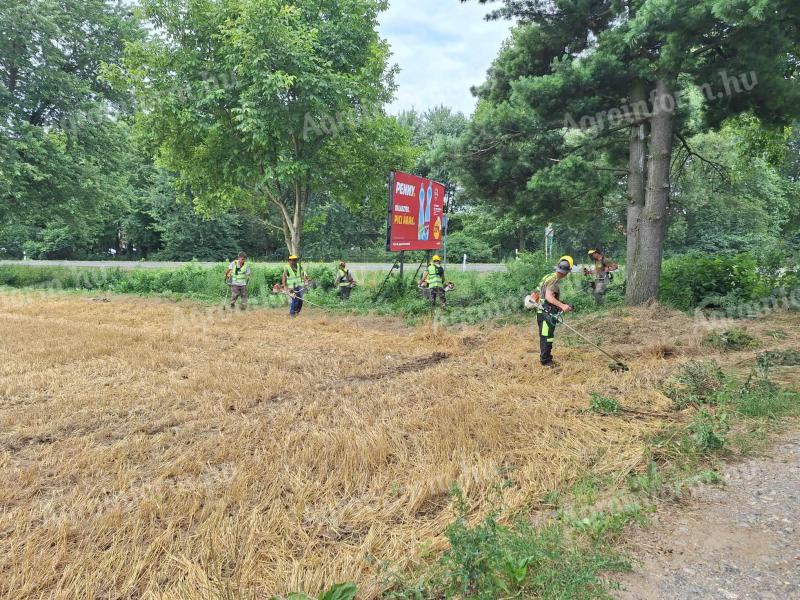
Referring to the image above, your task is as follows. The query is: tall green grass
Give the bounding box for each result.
[0,254,625,323]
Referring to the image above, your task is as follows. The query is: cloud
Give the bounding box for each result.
[379,0,511,116]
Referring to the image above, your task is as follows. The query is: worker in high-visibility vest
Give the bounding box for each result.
[420,255,446,307]
[281,255,309,317]
[586,248,619,305]
[224,251,251,310]
[534,256,574,368]
[335,261,356,300]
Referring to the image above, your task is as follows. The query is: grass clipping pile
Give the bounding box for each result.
[0,292,792,599]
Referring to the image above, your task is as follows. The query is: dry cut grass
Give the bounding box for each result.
[1,291,797,599]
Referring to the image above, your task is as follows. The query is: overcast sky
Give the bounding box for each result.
[378,0,512,116]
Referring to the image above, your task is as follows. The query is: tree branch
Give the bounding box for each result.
[675,131,729,182]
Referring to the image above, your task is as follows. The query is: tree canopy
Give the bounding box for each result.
[123,0,413,255]
[461,0,800,303]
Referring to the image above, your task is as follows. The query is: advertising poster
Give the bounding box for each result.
[386,171,446,252]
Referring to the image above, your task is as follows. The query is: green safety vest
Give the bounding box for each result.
[537,273,559,313]
[230,262,249,285]
[427,264,444,288]
[286,263,305,288]
[338,268,351,287]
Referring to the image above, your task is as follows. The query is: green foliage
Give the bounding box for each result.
[664,360,725,410]
[0,264,334,305]
[627,462,665,498]
[659,252,763,311]
[666,128,800,256]
[446,231,496,263]
[460,0,800,305]
[757,349,800,368]
[387,486,630,600]
[588,393,622,416]
[124,0,413,254]
[275,582,357,600]
[0,0,142,250]
[688,409,729,453]
[733,373,800,419]
[705,328,759,351]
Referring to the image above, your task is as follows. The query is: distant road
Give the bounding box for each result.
[0,260,508,273]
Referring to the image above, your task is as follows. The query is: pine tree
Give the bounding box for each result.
[464,0,800,303]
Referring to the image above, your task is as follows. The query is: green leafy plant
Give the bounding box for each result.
[688,409,729,453]
[588,393,622,416]
[660,252,762,311]
[275,583,357,600]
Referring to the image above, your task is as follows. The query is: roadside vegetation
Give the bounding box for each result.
[2,248,797,327]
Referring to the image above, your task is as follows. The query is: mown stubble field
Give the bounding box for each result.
[2,291,794,599]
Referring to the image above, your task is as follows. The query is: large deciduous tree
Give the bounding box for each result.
[464,0,800,304]
[0,0,140,240]
[126,0,411,256]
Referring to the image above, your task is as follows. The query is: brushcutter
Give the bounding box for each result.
[524,295,629,372]
[270,283,328,309]
[552,312,629,372]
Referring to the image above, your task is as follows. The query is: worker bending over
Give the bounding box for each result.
[282,255,309,317]
[224,251,251,310]
[535,256,574,368]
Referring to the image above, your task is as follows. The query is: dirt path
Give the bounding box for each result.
[617,432,800,599]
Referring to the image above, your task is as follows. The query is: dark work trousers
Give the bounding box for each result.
[537,312,556,365]
[430,286,446,307]
[289,287,304,316]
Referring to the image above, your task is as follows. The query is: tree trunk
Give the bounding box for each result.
[269,182,307,256]
[625,81,648,303]
[626,79,675,305]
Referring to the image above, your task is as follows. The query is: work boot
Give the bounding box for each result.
[541,361,556,369]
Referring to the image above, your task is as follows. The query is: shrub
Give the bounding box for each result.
[705,328,759,351]
[660,252,761,311]
[446,231,496,263]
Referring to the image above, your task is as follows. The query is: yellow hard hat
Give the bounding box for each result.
[588,249,598,256]
[559,255,574,269]
[432,255,441,262]
[288,255,299,260]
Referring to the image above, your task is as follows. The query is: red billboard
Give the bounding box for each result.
[386,171,446,252]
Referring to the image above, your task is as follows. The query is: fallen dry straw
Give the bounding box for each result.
[0,292,795,599]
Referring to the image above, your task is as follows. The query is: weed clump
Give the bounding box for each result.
[386,485,630,600]
[688,409,729,452]
[757,349,800,368]
[588,393,622,416]
[664,360,725,409]
[705,328,759,351]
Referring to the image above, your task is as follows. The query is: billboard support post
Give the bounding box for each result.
[398,251,405,279]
